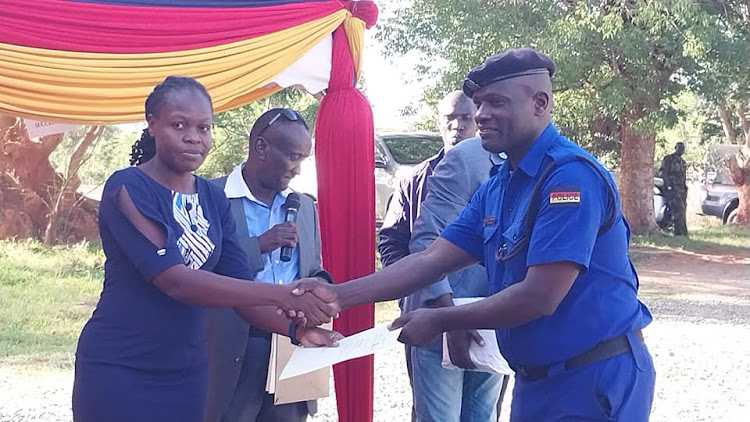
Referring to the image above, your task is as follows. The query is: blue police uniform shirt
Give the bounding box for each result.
[441,123,652,368]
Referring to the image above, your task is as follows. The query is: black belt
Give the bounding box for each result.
[516,330,644,381]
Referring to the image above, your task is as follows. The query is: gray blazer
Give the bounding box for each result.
[204,176,329,422]
[406,138,503,342]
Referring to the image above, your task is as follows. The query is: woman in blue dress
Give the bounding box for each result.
[72,76,340,422]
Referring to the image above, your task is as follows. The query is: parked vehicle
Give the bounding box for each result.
[289,132,443,222]
[699,145,740,224]
[652,177,672,229]
[608,171,668,226]
[374,132,443,221]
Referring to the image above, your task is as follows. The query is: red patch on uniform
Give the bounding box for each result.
[549,187,581,206]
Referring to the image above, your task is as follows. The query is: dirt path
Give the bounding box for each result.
[2,247,749,422]
[635,247,750,324]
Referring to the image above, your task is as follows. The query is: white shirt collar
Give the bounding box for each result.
[224,162,293,206]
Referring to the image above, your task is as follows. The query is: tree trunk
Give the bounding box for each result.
[727,146,750,225]
[619,118,658,234]
[67,125,103,190]
[43,125,103,245]
[0,116,65,232]
[1,114,100,243]
[736,100,750,145]
[717,101,738,144]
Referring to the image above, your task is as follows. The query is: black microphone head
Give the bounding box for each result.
[284,192,301,211]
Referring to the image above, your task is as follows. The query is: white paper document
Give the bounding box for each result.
[280,323,402,380]
[441,298,514,375]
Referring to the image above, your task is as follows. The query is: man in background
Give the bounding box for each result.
[408,135,507,421]
[379,91,503,421]
[660,142,688,236]
[378,91,478,267]
[204,109,335,422]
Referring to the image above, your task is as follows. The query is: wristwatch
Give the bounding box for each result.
[289,321,301,346]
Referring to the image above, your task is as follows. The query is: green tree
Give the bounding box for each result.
[684,0,750,224]
[51,125,136,189]
[200,87,320,178]
[378,0,741,233]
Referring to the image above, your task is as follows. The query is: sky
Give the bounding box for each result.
[362,31,427,130]
[360,0,445,131]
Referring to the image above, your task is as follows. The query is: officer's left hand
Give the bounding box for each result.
[389,308,443,346]
[446,330,484,370]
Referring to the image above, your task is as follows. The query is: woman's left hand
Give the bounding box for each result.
[296,326,344,348]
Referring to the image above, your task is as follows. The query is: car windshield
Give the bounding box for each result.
[382,136,444,165]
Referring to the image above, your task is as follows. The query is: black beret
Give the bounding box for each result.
[462,48,556,98]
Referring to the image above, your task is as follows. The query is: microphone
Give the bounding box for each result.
[280,193,301,262]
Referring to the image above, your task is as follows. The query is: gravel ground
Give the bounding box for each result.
[2,250,749,422]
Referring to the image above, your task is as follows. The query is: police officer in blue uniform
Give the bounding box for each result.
[291,48,656,421]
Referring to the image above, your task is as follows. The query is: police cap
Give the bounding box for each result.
[462,48,556,98]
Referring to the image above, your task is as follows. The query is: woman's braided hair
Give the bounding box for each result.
[129,76,212,166]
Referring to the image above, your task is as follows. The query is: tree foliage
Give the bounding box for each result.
[377,0,750,232]
[50,125,132,188]
[199,87,320,178]
[379,0,719,152]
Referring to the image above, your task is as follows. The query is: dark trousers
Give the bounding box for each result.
[222,335,307,422]
[665,190,688,236]
[510,332,655,421]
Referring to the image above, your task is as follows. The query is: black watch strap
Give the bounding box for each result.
[289,321,300,346]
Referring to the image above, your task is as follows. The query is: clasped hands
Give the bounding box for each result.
[276,277,341,327]
[275,280,483,367]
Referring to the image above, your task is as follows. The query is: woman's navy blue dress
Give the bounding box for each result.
[72,167,252,422]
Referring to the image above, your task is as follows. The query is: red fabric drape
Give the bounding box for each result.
[0,0,342,53]
[314,24,375,422]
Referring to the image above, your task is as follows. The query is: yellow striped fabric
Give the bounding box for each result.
[0,10,348,124]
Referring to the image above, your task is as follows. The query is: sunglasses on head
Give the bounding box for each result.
[257,109,301,138]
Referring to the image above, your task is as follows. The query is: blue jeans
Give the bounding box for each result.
[410,346,503,422]
[510,332,655,421]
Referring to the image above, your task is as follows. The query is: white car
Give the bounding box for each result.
[290,132,444,222]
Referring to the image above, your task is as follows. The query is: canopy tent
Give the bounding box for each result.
[0,0,378,421]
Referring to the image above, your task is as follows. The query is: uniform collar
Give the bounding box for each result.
[516,123,559,177]
[224,162,292,206]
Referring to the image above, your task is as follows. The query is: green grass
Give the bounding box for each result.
[1,223,745,370]
[0,240,103,368]
[375,301,401,325]
[631,223,750,255]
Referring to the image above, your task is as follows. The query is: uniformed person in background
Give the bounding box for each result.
[660,142,688,236]
[292,47,656,421]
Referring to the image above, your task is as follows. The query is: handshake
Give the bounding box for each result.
[275,277,342,327]
[272,276,450,351]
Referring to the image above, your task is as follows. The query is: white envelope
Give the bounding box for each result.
[441,298,514,375]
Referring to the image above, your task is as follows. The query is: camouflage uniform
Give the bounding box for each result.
[660,152,688,236]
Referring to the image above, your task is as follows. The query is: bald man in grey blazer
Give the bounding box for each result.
[407,136,508,421]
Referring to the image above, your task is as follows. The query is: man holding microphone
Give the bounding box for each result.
[204,109,338,422]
